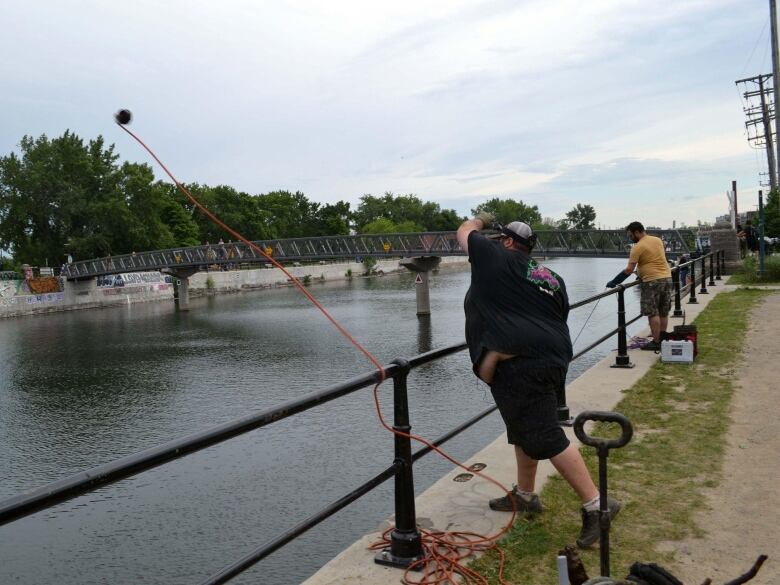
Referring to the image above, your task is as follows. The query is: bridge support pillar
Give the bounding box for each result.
[168,268,198,311]
[178,277,191,311]
[400,257,441,316]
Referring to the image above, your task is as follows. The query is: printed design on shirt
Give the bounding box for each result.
[526,259,561,293]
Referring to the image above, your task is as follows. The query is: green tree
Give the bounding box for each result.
[353,194,389,228]
[421,202,463,231]
[531,220,558,231]
[394,219,424,232]
[119,162,189,252]
[471,197,542,226]
[361,218,397,234]
[256,190,320,239]
[355,192,461,232]
[764,189,780,237]
[181,184,274,243]
[156,184,200,247]
[0,131,228,265]
[0,131,130,264]
[314,201,352,235]
[564,203,596,230]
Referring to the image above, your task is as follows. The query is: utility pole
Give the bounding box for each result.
[771,0,780,188]
[759,75,777,191]
[759,190,766,275]
[736,74,777,189]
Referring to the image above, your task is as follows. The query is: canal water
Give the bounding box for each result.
[0,258,645,585]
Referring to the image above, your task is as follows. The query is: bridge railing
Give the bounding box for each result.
[62,232,466,279]
[63,229,695,279]
[0,251,719,583]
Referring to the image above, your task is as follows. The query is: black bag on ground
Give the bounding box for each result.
[626,562,684,585]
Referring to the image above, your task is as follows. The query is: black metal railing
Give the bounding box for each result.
[0,251,721,583]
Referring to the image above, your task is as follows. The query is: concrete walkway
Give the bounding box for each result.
[302,283,736,585]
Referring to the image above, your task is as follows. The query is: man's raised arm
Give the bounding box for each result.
[457,212,495,255]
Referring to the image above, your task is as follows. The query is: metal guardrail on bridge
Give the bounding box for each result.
[63,229,695,280]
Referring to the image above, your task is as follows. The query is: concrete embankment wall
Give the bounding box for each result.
[0,257,469,318]
[187,256,469,295]
[0,276,174,319]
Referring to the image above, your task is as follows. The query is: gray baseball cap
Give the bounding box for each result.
[489,221,536,248]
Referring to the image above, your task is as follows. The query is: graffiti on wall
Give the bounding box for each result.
[27,277,62,294]
[98,271,173,295]
[0,291,65,307]
[0,281,21,298]
[97,272,171,288]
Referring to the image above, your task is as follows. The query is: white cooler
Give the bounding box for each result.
[661,340,695,364]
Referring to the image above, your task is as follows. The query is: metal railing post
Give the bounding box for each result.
[708,253,716,286]
[375,358,424,569]
[720,249,726,278]
[699,255,708,294]
[715,250,722,280]
[688,259,698,304]
[672,265,684,318]
[610,286,634,368]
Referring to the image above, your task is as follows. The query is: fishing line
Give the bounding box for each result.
[571,297,601,347]
[115,111,517,584]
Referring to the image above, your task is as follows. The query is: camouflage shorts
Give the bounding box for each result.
[640,278,672,316]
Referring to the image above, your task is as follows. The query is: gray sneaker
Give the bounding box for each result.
[576,498,621,548]
[489,486,544,515]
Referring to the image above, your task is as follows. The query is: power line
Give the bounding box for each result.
[741,18,769,77]
[735,73,777,189]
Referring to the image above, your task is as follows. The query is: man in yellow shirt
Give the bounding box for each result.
[606,221,672,351]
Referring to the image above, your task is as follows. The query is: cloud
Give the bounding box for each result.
[0,0,770,231]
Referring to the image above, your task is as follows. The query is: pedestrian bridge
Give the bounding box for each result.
[62,229,694,280]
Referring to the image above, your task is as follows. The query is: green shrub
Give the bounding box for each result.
[205,275,215,290]
[345,268,353,278]
[302,274,311,285]
[362,257,377,276]
[732,254,780,283]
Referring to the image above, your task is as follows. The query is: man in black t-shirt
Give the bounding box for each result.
[457,214,620,548]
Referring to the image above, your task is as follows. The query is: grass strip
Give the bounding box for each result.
[470,289,770,583]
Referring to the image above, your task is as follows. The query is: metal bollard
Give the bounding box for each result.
[375,358,424,569]
[699,255,708,294]
[611,286,634,369]
[720,249,726,278]
[574,411,633,578]
[708,254,716,286]
[688,259,698,304]
[715,250,722,280]
[672,265,684,318]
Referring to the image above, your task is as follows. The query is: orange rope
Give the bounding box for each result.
[117,120,519,584]
[369,379,517,584]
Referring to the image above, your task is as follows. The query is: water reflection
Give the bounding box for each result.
[417,315,433,354]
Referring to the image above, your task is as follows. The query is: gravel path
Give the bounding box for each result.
[669,293,780,584]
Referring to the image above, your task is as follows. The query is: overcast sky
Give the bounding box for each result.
[1,0,775,228]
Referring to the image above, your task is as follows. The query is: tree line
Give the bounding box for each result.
[763,190,780,237]
[0,131,597,268]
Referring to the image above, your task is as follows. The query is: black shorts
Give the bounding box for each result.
[489,357,570,460]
